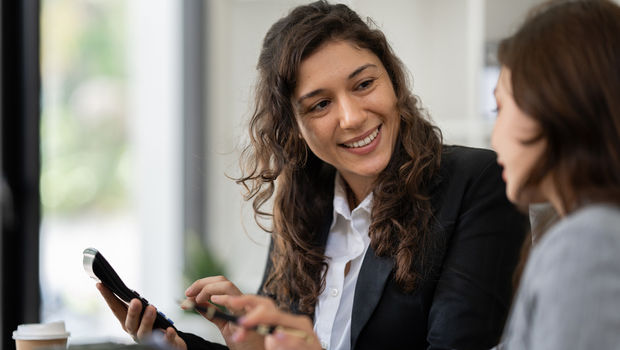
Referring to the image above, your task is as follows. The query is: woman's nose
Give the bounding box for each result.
[338,97,366,130]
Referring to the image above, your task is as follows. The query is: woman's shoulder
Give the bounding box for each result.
[442,144,496,160]
[441,145,498,174]
[538,204,620,252]
[438,145,501,187]
[511,204,620,348]
[526,204,620,288]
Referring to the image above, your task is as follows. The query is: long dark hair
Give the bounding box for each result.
[499,0,620,285]
[237,0,442,313]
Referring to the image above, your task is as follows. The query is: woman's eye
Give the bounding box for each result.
[357,79,374,90]
[310,100,330,112]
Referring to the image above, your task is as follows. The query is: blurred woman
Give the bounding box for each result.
[491,0,620,349]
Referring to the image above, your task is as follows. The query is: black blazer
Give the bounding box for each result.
[179,146,529,350]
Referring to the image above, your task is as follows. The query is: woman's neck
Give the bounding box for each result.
[540,174,567,217]
[346,187,359,209]
[341,175,373,209]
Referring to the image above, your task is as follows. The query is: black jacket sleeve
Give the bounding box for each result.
[176,331,228,350]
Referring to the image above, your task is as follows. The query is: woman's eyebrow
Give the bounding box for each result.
[297,89,325,106]
[348,63,377,80]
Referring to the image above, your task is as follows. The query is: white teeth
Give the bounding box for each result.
[344,127,379,148]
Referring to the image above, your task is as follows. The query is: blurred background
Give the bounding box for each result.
[2,0,606,348]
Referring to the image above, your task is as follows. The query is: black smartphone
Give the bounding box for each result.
[83,247,176,330]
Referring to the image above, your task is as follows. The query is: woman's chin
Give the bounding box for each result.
[510,187,548,207]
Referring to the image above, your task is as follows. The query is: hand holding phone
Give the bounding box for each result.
[83,247,176,330]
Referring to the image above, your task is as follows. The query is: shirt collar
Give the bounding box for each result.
[331,173,373,227]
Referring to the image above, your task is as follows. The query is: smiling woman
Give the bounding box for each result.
[96,1,529,349]
[293,41,400,204]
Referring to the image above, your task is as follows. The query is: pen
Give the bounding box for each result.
[181,300,313,344]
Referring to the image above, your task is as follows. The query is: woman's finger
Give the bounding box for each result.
[135,305,157,341]
[217,294,272,320]
[192,302,230,330]
[184,276,230,297]
[218,294,319,348]
[194,280,242,305]
[96,283,129,330]
[125,299,146,338]
[164,327,188,350]
[228,295,310,331]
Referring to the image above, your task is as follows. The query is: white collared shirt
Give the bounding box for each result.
[313,174,372,350]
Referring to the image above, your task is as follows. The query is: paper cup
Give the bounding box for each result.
[13,321,70,350]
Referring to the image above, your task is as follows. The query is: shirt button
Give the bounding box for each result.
[321,340,328,349]
[330,288,339,297]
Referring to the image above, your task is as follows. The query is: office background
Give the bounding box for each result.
[3,0,609,348]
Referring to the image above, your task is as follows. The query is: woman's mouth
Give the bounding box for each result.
[342,126,380,148]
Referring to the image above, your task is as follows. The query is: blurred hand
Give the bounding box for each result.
[182,276,264,350]
[97,283,187,350]
[214,294,321,350]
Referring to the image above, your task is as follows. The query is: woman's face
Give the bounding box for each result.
[292,40,400,196]
[491,67,548,205]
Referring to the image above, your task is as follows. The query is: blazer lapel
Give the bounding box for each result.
[348,153,446,348]
[350,244,394,349]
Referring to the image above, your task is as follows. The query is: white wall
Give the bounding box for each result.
[485,0,543,43]
[354,0,485,147]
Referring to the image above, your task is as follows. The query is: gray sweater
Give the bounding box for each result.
[499,204,620,350]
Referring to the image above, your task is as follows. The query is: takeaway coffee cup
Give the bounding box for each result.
[13,321,70,350]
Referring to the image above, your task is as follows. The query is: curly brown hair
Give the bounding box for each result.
[237,0,443,314]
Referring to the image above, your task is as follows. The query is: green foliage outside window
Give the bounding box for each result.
[41,0,129,214]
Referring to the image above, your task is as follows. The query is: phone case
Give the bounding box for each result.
[83,247,176,330]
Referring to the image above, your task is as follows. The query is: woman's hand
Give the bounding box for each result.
[214,294,321,350]
[182,276,264,350]
[96,283,187,350]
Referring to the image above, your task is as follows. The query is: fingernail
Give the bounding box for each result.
[180,299,194,310]
[130,302,140,310]
[145,308,154,317]
[275,331,286,340]
[211,295,221,302]
[237,316,247,325]
[185,287,192,296]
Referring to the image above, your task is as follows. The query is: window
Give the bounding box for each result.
[40,0,185,343]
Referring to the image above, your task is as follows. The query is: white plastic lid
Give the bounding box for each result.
[12,321,70,340]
